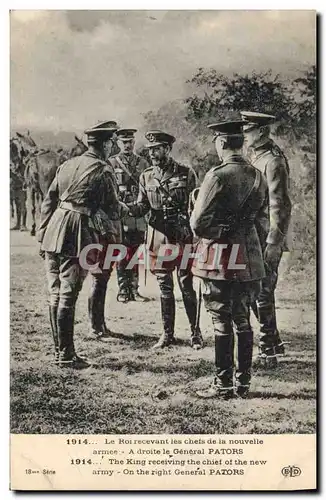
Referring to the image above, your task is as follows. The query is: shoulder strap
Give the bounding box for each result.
[60,159,105,202]
[222,169,261,229]
[238,168,261,211]
[151,176,186,211]
[151,177,171,198]
[152,176,181,206]
[115,156,139,185]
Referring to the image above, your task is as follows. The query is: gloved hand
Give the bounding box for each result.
[188,187,200,216]
[264,243,282,269]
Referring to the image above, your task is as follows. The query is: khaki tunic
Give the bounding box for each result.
[248,139,292,250]
[190,154,268,282]
[109,152,149,233]
[38,151,121,256]
[131,157,198,255]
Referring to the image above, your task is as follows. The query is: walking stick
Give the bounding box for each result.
[143,224,148,289]
[195,279,202,331]
[144,248,148,288]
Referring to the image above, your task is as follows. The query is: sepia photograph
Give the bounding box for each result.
[9,8,317,491]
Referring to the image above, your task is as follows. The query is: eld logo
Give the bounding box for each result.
[281,465,302,478]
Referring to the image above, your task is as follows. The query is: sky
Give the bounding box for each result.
[10,10,316,133]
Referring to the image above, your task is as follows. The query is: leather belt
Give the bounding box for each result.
[59,201,92,216]
[215,215,256,226]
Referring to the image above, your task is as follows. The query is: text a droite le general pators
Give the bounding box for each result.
[90,437,267,477]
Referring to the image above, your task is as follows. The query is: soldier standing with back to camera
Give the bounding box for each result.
[110,129,150,303]
[38,122,124,368]
[128,130,203,350]
[87,121,129,340]
[191,120,268,398]
[241,111,292,366]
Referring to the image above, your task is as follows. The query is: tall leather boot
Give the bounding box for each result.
[252,299,285,360]
[57,306,90,369]
[153,297,176,349]
[57,307,75,359]
[197,328,234,399]
[257,299,278,368]
[236,329,253,398]
[88,276,110,340]
[130,267,149,302]
[182,291,204,350]
[12,200,21,230]
[49,305,59,362]
[257,270,287,358]
[20,193,28,231]
[215,331,234,389]
[116,265,132,303]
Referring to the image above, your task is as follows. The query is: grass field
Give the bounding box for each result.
[10,230,316,434]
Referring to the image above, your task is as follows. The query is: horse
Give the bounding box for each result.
[53,135,88,163]
[70,135,88,158]
[10,137,28,231]
[21,133,88,235]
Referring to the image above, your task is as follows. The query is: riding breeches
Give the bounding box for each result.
[202,279,261,387]
[45,252,87,309]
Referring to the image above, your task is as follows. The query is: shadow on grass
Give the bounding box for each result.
[112,331,158,342]
[253,357,316,371]
[85,331,216,350]
[91,357,213,377]
[248,390,316,400]
[253,360,316,385]
[279,358,316,368]
[82,331,158,345]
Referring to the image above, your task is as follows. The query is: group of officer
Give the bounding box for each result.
[37,110,291,399]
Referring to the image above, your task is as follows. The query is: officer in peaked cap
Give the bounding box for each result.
[127,130,204,350]
[190,120,268,398]
[116,129,137,141]
[85,120,118,136]
[145,130,176,148]
[109,128,150,303]
[241,111,275,129]
[38,120,125,368]
[85,120,124,341]
[241,111,292,366]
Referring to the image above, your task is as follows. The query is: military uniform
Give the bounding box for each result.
[129,130,203,349]
[241,111,292,358]
[38,122,121,367]
[86,121,122,339]
[10,139,27,231]
[110,129,149,302]
[190,121,268,398]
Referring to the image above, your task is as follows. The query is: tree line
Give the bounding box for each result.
[142,65,316,269]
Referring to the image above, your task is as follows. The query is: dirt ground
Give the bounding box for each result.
[10,229,316,434]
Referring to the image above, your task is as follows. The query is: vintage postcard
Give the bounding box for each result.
[10,9,317,491]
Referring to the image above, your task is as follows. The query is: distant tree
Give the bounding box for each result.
[288,65,316,151]
[185,69,295,134]
[141,66,317,268]
[292,65,316,117]
[142,66,316,174]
